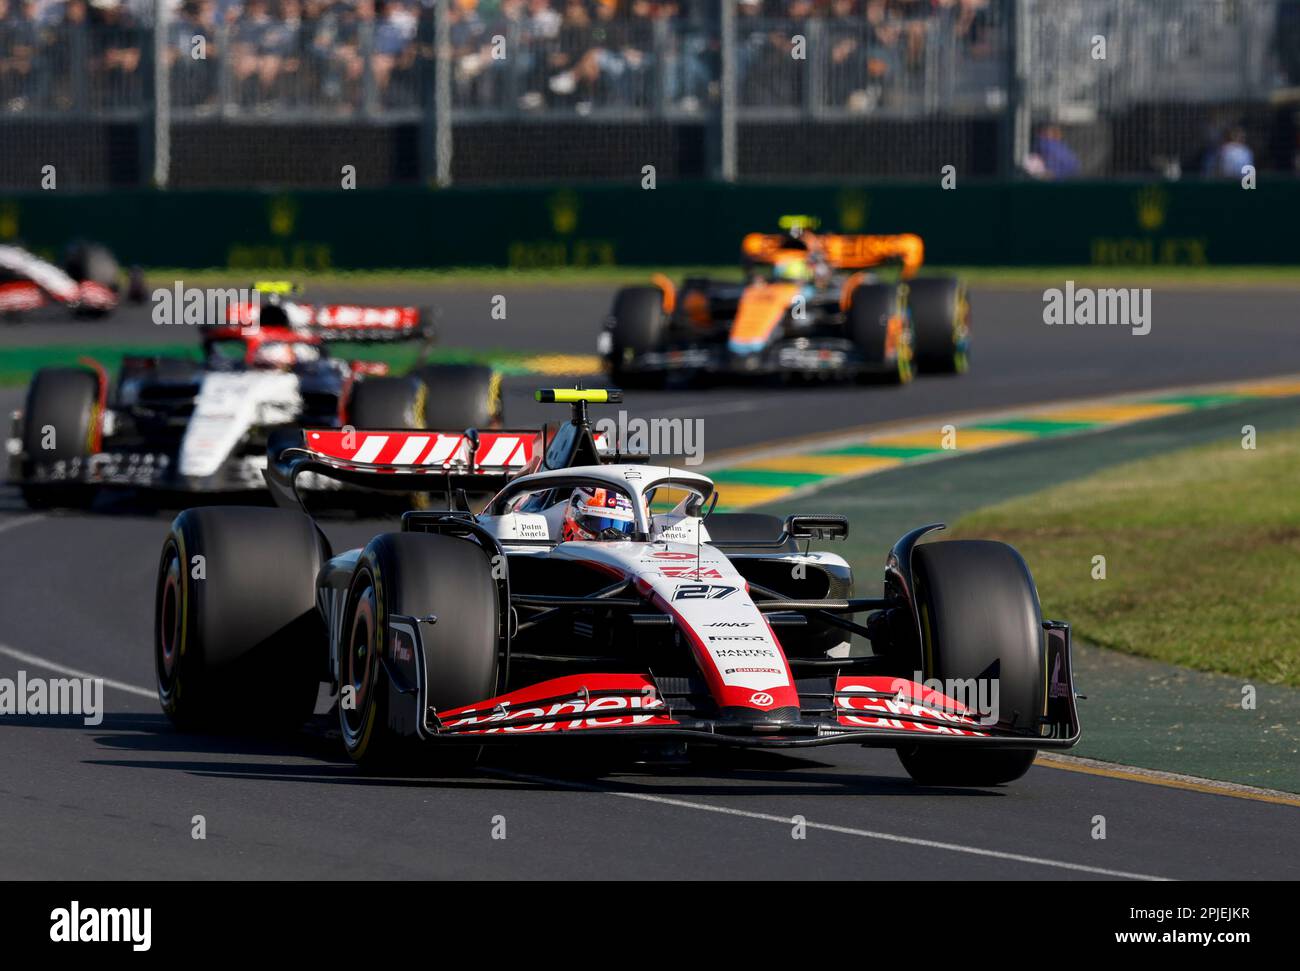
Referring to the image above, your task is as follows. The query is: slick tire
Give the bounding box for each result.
[339,533,499,774]
[61,241,119,317]
[907,277,969,375]
[608,286,667,388]
[847,283,912,385]
[19,366,100,510]
[413,363,502,430]
[62,241,120,288]
[156,507,329,733]
[895,540,1044,786]
[347,375,426,429]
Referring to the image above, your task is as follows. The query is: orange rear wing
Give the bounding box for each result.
[741,232,925,279]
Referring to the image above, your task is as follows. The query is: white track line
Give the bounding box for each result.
[0,644,1191,879]
[484,768,1172,881]
[0,513,43,538]
[0,643,156,700]
[0,641,1174,879]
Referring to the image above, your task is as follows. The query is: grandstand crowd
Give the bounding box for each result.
[0,0,998,113]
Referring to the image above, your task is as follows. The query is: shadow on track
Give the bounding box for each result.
[39,713,1005,800]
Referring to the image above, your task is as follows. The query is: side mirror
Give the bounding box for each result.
[785,514,849,541]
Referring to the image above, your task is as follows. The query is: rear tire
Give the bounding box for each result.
[847,283,912,385]
[19,366,100,510]
[412,363,502,429]
[347,376,425,429]
[907,277,969,375]
[895,540,1044,786]
[61,242,119,317]
[608,286,667,388]
[339,532,499,773]
[155,507,330,732]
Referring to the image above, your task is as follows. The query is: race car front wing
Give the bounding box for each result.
[380,616,1081,751]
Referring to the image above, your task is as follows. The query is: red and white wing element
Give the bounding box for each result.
[303,429,540,472]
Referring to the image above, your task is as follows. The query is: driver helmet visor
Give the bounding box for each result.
[575,488,636,538]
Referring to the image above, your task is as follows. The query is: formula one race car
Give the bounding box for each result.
[7,284,502,507]
[153,389,1079,787]
[599,216,970,386]
[0,241,133,319]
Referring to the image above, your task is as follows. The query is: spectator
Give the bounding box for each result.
[1031,123,1082,179]
[371,0,417,98]
[0,0,39,110]
[168,0,220,108]
[89,0,143,108]
[1204,126,1254,179]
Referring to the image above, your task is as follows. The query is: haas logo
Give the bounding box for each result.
[749,692,775,708]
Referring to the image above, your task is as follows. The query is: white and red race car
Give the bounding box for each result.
[0,242,123,318]
[153,389,1080,787]
[8,286,501,507]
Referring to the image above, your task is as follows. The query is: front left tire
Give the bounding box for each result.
[339,532,500,773]
[18,366,100,510]
[895,540,1043,786]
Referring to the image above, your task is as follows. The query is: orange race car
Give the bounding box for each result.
[598,216,969,387]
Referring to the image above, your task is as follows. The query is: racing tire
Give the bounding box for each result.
[907,277,969,375]
[155,507,330,733]
[608,286,667,388]
[18,366,100,510]
[61,241,119,318]
[339,532,499,774]
[704,512,798,554]
[413,363,502,430]
[847,283,912,386]
[61,241,120,288]
[895,540,1044,787]
[347,375,426,429]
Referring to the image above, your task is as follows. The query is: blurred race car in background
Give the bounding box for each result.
[599,216,970,387]
[6,283,502,508]
[0,241,142,319]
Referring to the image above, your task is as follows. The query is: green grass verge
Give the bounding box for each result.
[0,343,576,387]
[144,266,737,289]
[948,427,1300,687]
[139,264,1300,289]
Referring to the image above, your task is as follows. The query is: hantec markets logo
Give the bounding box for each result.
[50,901,151,951]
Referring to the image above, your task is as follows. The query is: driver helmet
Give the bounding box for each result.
[772,257,813,283]
[562,486,636,541]
[251,340,315,369]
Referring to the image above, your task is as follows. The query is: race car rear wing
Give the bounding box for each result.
[226,299,434,343]
[266,427,543,509]
[741,232,925,278]
[266,390,630,511]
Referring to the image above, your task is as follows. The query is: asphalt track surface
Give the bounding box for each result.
[1,284,1298,879]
